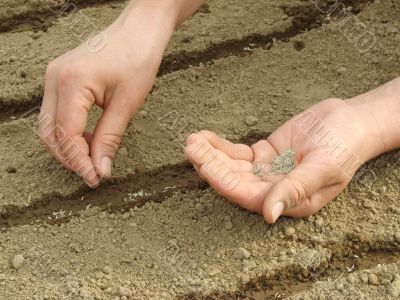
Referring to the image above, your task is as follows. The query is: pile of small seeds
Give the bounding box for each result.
[270,150,296,175]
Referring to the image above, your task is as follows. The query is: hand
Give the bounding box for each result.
[38,3,176,187]
[185,98,384,223]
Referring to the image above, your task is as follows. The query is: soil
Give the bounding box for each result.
[0,0,399,299]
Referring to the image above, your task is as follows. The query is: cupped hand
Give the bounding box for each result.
[185,98,380,223]
[38,8,175,187]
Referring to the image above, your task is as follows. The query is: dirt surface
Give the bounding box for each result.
[1,0,400,299]
[0,0,124,32]
[0,0,298,115]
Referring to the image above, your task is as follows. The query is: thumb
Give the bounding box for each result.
[91,94,137,180]
[262,159,342,224]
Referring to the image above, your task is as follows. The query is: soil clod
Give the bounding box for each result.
[11,254,24,269]
[245,115,258,126]
[118,286,132,297]
[237,247,251,260]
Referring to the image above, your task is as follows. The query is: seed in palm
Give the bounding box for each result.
[254,164,264,177]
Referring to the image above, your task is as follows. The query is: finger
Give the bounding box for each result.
[251,139,279,163]
[262,159,343,224]
[83,132,93,145]
[38,68,73,169]
[188,130,254,161]
[283,183,345,218]
[185,133,253,173]
[56,86,99,188]
[190,155,257,184]
[185,134,270,212]
[91,91,138,180]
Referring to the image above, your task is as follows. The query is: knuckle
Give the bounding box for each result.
[75,156,93,174]
[198,130,213,137]
[185,133,197,145]
[54,124,67,141]
[38,111,52,129]
[57,65,83,89]
[58,67,76,87]
[37,125,53,144]
[45,60,59,78]
[37,124,45,140]
[322,98,344,107]
[38,132,47,144]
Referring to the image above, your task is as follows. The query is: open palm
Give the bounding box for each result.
[185,99,374,223]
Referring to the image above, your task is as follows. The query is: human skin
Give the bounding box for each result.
[38,0,205,187]
[184,77,400,223]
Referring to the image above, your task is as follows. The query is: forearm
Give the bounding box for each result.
[349,77,400,157]
[131,0,205,25]
[117,0,205,31]
[106,0,205,59]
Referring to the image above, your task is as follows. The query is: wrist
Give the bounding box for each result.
[109,0,178,53]
[123,0,179,27]
[348,77,400,159]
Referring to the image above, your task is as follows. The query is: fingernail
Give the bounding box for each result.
[271,201,285,223]
[101,157,112,179]
[83,168,100,188]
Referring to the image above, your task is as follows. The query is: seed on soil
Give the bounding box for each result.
[270,150,296,175]
[245,115,258,126]
[236,247,251,260]
[11,254,24,269]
